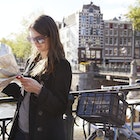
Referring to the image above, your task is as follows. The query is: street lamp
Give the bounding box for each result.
[121,47,127,72]
[85,43,90,61]
[121,47,126,62]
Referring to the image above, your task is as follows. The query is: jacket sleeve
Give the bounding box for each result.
[2,82,21,100]
[36,59,72,116]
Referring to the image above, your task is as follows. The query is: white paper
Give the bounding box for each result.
[0,44,21,91]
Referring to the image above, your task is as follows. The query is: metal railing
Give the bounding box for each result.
[99,66,130,73]
[0,97,16,140]
[66,84,140,140]
[1,84,140,140]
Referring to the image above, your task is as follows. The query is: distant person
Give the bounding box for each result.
[2,15,72,140]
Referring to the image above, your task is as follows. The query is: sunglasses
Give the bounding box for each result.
[27,36,48,44]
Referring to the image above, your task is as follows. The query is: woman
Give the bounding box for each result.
[2,15,72,140]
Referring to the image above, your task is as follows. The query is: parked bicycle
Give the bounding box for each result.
[69,84,140,140]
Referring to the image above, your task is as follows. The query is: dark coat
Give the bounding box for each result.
[3,59,72,140]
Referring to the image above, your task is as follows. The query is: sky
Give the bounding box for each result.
[0,0,136,39]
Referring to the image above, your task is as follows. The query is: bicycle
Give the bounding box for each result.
[70,85,140,140]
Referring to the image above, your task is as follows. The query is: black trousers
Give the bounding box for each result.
[14,127,29,140]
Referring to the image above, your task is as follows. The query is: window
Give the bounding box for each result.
[114,30,118,36]
[105,37,109,44]
[120,38,123,45]
[90,27,93,35]
[89,16,94,24]
[119,24,123,28]
[114,38,118,45]
[89,8,93,13]
[109,37,113,44]
[109,48,113,56]
[128,24,132,29]
[95,38,100,45]
[81,38,86,47]
[105,23,109,27]
[97,17,100,24]
[114,48,118,56]
[128,30,132,36]
[120,30,123,36]
[127,48,131,56]
[96,29,100,35]
[96,50,101,58]
[110,23,113,28]
[105,30,109,35]
[81,50,85,58]
[110,30,113,35]
[124,30,127,36]
[105,48,109,56]
[124,38,127,45]
[81,15,86,23]
[91,50,95,58]
[136,40,140,47]
[114,23,117,28]
[124,24,127,29]
[81,27,86,35]
[86,49,90,58]
[128,38,132,46]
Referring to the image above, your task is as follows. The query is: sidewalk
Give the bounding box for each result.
[73,117,92,140]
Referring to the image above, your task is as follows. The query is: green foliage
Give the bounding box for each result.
[13,33,31,59]
[126,0,140,30]
[0,33,31,59]
[0,11,45,60]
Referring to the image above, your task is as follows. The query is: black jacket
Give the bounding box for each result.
[3,59,72,140]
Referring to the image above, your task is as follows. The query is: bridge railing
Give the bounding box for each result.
[0,84,139,140]
[0,97,16,140]
[98,66,131,73]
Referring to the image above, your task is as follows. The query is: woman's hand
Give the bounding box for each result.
[16,76,42,95]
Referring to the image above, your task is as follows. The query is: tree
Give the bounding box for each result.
[0,10,45,60]
[0,33,31,59]
[12,33,31,59]
[126,0,140,30]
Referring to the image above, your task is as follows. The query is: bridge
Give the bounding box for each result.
[88,60,139,85]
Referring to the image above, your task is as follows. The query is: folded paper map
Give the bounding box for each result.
[0,43,20,91]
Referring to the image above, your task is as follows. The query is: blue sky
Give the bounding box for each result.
[0,0,135,38]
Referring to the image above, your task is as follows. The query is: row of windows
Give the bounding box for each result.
[105,37,132,46]
[80,12,101,17]
[80,15,101,24]
[79,37,103,46]
[104,29,132,36]
[104,23,132,29]
[80,49,101,59]
[80,27,103,36]
[80,24,104,29]
[105,47,131,56]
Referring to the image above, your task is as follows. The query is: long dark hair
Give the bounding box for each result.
[29,15,65,74]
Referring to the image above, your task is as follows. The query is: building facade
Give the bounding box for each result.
[103,18,133,68]
[60,2,104,71]
[59,2,140,71]
[78,2,104,64]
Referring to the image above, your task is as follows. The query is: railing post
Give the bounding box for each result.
[64,94,75,140]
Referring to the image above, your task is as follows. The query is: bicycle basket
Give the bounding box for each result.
[76,92,128,126]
